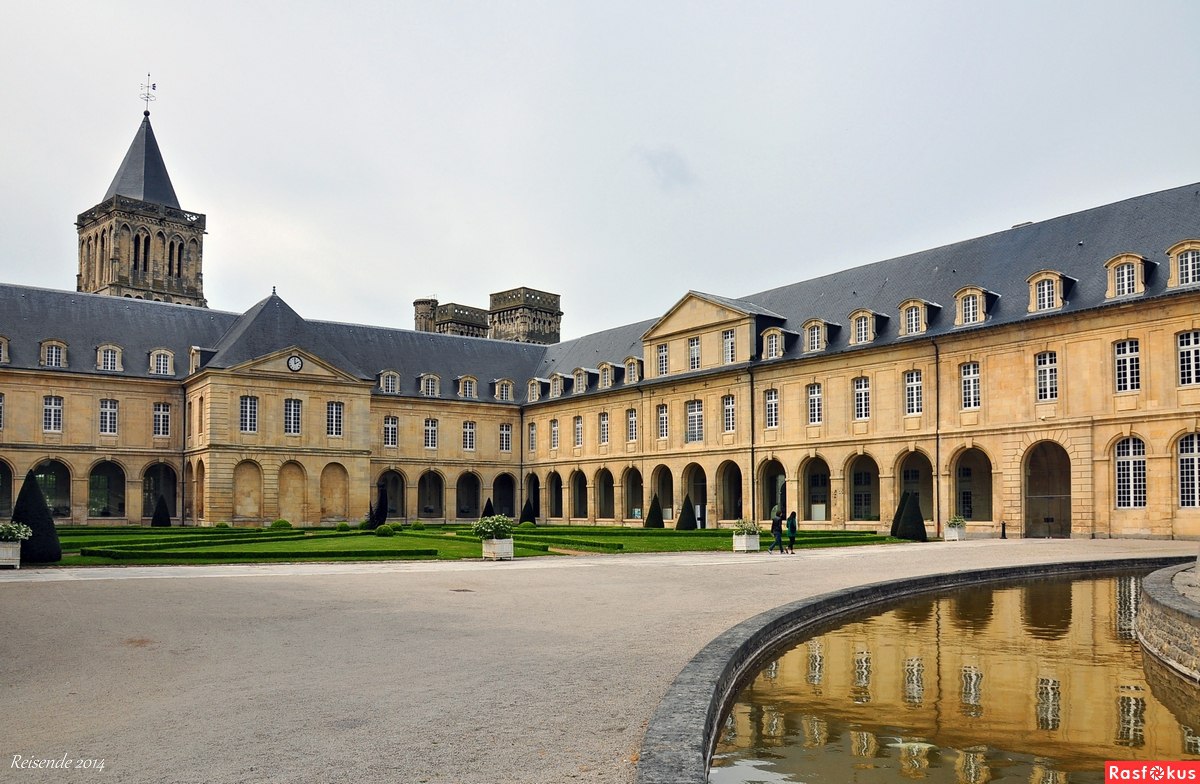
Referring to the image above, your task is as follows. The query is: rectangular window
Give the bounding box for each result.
[43,395,63,432]
[153,402,170,437]
[766,332,781,359]
[1179,331,1200,386]
[154,352,171,375]
[723,394,736,433]
[855,315,870,344]
[461,378,476,398]
[807,324,823,352]
[808,383,822,425]
[383,415,398,447]
[99,398,118,435]
[381,373,398,394]
[101,347,118,371]
[722,329,735,364]
[499,423,512,452]
[626,409,637,442]
[854,377,870,420]
[497,382,512,401]
[905,370,922,415]
[326,401,344,437]
[240,395,258,433]
[528,421,537,452]
[764,389,779,429]
[656,344,669,376]
[657,404,669,439]
[905,306,921,335]
[688,337,701,370]
[424,418,438,449]
[550,419,559,450]
[45,344,63,368]
[284,398,302,435]
[1115,339,1141,392]
[961,362,981,409]
[573,415,583,448]
[598,412,609,445]
[1115,263,1136,297]
[462,420,476,451]
[1036,352,1058,401]
[685,400,704,443]
[422,376,438,397]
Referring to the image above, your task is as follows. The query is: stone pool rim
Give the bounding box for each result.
[635,555,1194,784]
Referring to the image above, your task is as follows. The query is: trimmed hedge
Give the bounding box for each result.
[80,547,439,560]
[512,536,624,551]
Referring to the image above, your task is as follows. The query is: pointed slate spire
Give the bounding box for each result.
[102,111,181,208]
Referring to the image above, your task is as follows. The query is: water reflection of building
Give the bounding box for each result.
[722,577,1200,777]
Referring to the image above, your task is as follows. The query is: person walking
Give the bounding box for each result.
[768,507,785,553]
[786,511,797,553]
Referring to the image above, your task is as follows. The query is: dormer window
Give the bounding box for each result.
[550,375,563,398]
[495,380,513,401]
[952,286,990,327]
[803,321,825,353]
[1105,254,1147,299]
[1027,271,1066,312]
[848,311,878,345]
[625,359,639,384]
[41,341,67,368]
[421,375,440,397]
[899,300,929,337]
[528,380,541,402]
[764,329,784,359]
[1167,241,1200,287]
[599,365,612,389]
[459,377,477,399]
[573,369,587,394]
[379,371,400,394]
[0,337,8,364]
[150,350,174,376]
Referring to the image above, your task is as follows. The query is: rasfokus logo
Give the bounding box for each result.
[1106,762,1200,781]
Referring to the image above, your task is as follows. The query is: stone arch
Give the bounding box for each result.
[651,465,674,517]
[952,446,994,521]
[233,460,263,522]
[493,472,516,517]
[595,468,615,519]
[418,470,444,518]
[1023,440,1071,537]
[682,463,708,527]
[88,460,126,518]
[278,461,307,523]
[846,454,880,522]
[758,458,785,519]
[896,450,934,520]
[0,458,14,519]
[569,470,588,519]
[33,459,72,519]
[378,469,406,519]
[622,467,643,520]
[320,463,349,521]
[142,462,178,519]
[545,471,563,518]
[718,460,744,521]
[456,472,481,519]
[800,456,831,522]
[525,472,542,518]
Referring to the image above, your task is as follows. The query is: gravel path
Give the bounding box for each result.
[1,539,1192,784]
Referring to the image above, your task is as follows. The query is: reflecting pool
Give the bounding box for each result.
[711,574,1200,783]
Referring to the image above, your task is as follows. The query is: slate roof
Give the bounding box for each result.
[102,112,181,209]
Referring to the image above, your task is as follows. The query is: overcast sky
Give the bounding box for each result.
[2,1,1198,340]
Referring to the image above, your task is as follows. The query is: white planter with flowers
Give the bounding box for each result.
[944,515,966,542]
[0,521,32,568]
[474,514,515,561]
[732,520,762,552]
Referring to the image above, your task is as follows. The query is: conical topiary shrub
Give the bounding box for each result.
[14,470,61,563]
[644,494,664,528]
[370,483,388,528]
[519,497,536,525]
[481,498,495,518]
[889,491,910,538]
[151,495,172,527]
[675,494,697,530]
[895,492,929,542]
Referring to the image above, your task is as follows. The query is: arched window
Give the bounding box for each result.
[380,371,400,394]
[1179,434,1200,508]
[1115,437,1146,509]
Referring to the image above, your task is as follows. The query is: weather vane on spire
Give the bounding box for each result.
[140,73,157,114]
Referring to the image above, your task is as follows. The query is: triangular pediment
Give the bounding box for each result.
[227,347,363,383]
[642,291,756,341]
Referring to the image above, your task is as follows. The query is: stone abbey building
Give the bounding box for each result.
[2,111,1200,538]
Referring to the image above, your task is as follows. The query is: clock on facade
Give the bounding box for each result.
[287,355,303,372]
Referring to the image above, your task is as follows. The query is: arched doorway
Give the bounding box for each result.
[320,463,349,521]
[379,470,406,519]
[493,473,516,517]
[194,460,206,519]
[0,459,15,519]
[898,451,934,520]
[847,455,880,522]
[142,463,177,520]
[954,448,993,521]
[278,462,307,523]
[718,461,743,521]
[525,473,541,518]
[623,467,643,521]
[89,460,126,518]
[682,463,708,528]
[595,468,615,519]
[759,459,785,519]
[801,458,831,522]
[233,460,262,521]
[418,471,444,518]
[34,460,73,519]
[546,472,563,518]
[456,473,481,519]
[651,465,674,519]
[1025,441,1071,537]
[570,470,588,519]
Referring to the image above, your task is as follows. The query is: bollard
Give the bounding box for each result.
[1001,520,1007,539]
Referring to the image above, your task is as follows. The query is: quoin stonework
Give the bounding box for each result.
[2,110,1200,536]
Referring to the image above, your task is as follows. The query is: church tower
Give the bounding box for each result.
[76,111,207,307]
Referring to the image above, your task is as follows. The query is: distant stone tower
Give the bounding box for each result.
[76,111,207,307]
[488,287,562,344]
[413,297,438,332]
